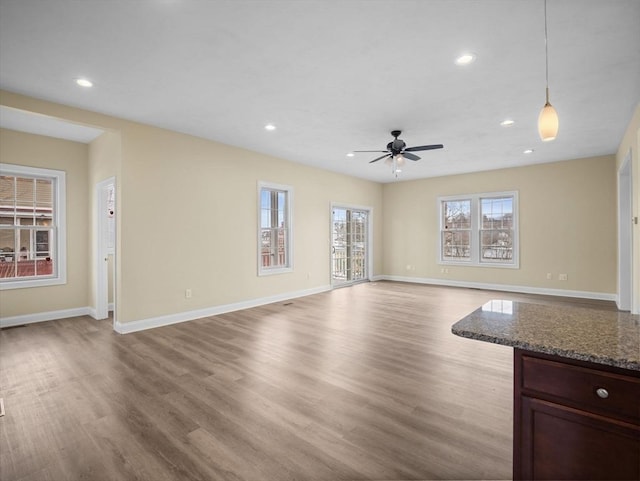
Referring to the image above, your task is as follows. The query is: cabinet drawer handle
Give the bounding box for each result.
[596,387,609,399]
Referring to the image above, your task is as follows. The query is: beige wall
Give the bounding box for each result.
[118,122,383,322]
[0,128,89,317]
[616,103,639,311]
[0,89,630,326]
[0,91,383,325]
[383,155,617,295]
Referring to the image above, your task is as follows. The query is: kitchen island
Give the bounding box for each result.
[452,300,640,481]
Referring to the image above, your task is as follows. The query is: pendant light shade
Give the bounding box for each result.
[538,0,558,141]
[538,88,558,141]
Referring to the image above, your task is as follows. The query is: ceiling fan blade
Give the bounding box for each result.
[402,152,421,161]
[369,154,391,163]
[353,150,389,153]
[405,144,444,152]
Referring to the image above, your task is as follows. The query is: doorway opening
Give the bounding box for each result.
[95,177,116,323]
[331,206,371,287]
[617,153,634,312]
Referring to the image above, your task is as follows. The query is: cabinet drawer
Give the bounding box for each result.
[521,355,640,423]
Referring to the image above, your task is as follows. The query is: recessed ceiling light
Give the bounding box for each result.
[455,53,476,65]
[523,149,534,154]
[264,124,276,131]
[500,119,515,127]
[346,152,354,157]
[75,78,93,88]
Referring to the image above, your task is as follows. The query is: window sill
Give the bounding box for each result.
[0,275,67,290]
[439,260,519,269]
[258,267,293,277]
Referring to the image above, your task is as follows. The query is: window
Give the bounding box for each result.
[439,191,518,267]
[0,164,66,289]
[441,199,471,261]
[331,206,370,285]
[258,182,293,275]
[480,197,515,263]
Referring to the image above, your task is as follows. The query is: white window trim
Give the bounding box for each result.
[0,163,67,289]
[257,181,293,276]
[437,190,519,269]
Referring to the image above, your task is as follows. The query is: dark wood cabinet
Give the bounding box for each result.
[514,349,640,480]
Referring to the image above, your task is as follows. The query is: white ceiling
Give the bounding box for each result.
[0,0,638,183]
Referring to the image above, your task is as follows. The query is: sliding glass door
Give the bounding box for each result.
[331,207,369,286]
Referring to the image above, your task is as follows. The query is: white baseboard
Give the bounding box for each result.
[377,275,617,302]
[86,304,113,320]
[0,307,91,328]
[1,278,616,332]
[114,284,333,334]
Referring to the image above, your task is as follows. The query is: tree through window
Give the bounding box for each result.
[439,192,518,267]
[442,199,471,261]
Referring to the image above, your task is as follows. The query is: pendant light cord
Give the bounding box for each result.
[544,0,550,103]
[538,0,558,140]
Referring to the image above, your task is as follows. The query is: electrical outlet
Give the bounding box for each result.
[558,274,568,281]
[546,273,553,280]
[185,288,192,299]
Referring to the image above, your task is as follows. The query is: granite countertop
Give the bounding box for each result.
[451,300,640,371]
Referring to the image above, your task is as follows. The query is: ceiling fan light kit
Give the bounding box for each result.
[538,0,559,141]
[354,130,443,178]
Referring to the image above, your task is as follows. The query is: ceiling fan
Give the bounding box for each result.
[354,130,444,166]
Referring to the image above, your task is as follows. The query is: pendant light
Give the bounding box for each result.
[538,0,559,141]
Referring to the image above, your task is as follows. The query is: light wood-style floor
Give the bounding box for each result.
[0,282,617,481]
